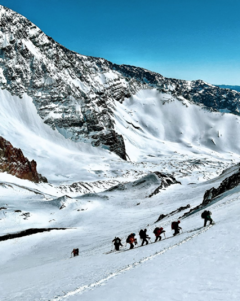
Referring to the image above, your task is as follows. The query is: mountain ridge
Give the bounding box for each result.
[0,5,240,160]
[216,85,240,92]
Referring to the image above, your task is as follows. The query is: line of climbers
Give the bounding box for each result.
[70,210,213,255]
[111,210,213,251]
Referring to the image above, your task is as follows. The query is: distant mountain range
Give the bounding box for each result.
[216,85,240,92]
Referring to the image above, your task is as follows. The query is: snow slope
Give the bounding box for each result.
[0,88,116,185]
[0,6,240,301]
[0,4,240,159]
[1,162,240,300]
[0,86,240,300]
[115,89,240,160]
[1,85,240,190]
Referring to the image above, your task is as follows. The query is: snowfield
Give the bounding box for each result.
[1,87,240,301]
[115,89,240,159]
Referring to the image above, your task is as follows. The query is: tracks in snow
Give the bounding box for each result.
[51,224,213,300]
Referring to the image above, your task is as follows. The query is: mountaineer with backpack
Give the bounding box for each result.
[112,237,123,251]
[153,227,166,242]
[171,220,182,236]
[139,229,150,246]
[201,210,213,227]
[71,248,79,257]
[126,233,137,249]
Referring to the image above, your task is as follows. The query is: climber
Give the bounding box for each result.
[201,210,213,227]
[153,227,165,242]
[139,229,150,246]
[71,248,79,257]
[171,220,182,236]
[112,237,123,251]
[126,233,137,249]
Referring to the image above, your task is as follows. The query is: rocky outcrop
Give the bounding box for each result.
[181,165,240,218]
[148,172,181,197]
[59,179,120,195]
[0,136,47,183]
[0,5,239,160]
[112,65,240,115]
[203,168,240,203]
[0,228,68,242]
[155,204,190,223]
[104,171,180,198]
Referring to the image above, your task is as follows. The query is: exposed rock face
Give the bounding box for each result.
[148,172,181,197]
[0,5,240,159]
[59,179,120,195]
[180,164,240,218]
[155,204,190,223]
[0,136,47,183]
[104,171,180,197]
[111,65,240,115]
[203,168,240,204]
[0,228,68,242]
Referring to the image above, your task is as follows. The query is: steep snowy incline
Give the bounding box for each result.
[115,89,240,160]
[1,161,240,300]
[1,82,239,191]
[63,198,240,301]
[0,88,116,185]
[0,5,240,159]
[1,85,237,199]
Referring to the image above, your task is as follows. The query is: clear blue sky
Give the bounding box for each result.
[1,0,240,84]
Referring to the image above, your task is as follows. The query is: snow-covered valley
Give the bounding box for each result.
[1,85,240,300]
[1,158,240,301]
[0,4,240,301]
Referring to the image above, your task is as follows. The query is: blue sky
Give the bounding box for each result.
[1,0,240,84]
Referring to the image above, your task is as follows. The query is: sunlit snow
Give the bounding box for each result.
[0,87,240,301]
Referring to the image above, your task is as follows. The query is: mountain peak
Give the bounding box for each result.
[0,5,240,159]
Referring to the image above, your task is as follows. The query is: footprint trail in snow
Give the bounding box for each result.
[52,224,213,300]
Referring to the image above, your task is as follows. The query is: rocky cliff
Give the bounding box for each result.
[180,164,240,218]
[0,136,47,183]
[0,5,240,159]
[203,166,240,203]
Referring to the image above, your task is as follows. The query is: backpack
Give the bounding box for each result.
[72,248,79,256]
[153,227,159,235]
[201,210,211,219]
[171,222,178,230]
[127,234,134,243]
[154,227,163,236]
[139,229,144,239]
[129,236,135,244]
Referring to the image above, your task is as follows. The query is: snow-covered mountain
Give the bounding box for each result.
[0,5,240,160]
[1,4,240,301]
